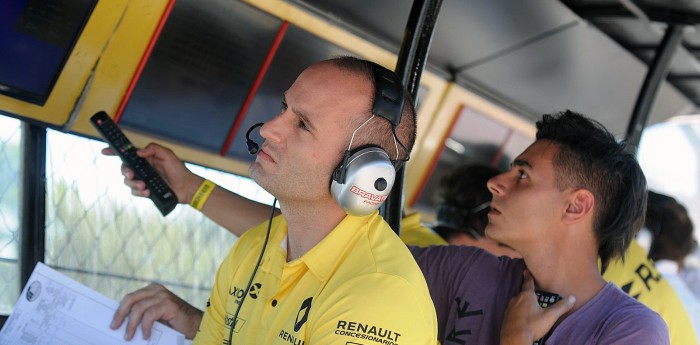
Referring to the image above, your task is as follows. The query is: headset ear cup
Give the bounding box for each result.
[331,147,395,216]
[332,150,352,184]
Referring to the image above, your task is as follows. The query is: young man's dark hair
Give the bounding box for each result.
[646,190,697,262]
[535,110,648,272]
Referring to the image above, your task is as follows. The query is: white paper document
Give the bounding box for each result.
[0,263,186,345]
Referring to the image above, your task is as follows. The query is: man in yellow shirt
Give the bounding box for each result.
[399,211,447,247]
[111,57,438,344]
[604,240,699,344]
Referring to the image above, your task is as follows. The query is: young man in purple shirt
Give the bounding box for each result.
[412,110,669,344]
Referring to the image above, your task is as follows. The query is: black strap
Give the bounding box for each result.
[371,63,404,129]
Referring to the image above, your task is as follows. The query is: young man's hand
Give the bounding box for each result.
[500,270,575,344]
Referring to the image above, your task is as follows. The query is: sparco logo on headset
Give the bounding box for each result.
[350,186,387,203]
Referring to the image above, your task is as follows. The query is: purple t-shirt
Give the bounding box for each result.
[409,245,670,345]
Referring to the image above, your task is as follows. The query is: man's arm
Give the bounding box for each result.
[499,270,575,344]
[102,142,275,236]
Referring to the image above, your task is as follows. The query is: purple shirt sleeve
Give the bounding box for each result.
[409,245,526,344]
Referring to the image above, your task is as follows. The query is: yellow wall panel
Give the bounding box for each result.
[70,0,171,136]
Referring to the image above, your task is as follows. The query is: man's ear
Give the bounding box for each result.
[563,189,594,224]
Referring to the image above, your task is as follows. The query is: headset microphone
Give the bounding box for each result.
[246,122,264,155]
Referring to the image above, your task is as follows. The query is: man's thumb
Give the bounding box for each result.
[548,295,575,319]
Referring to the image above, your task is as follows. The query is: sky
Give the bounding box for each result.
[638,118,700,230]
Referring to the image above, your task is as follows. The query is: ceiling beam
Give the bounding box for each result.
[562,1,700,25]
[626,24,685,148]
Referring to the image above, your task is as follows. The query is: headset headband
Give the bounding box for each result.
[371,64,404,129]
[436,202,491,232]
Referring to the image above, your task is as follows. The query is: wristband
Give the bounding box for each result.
[190,179,216,210]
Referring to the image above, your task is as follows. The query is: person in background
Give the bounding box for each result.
[682,254,700,301]
[602,210,699,344]
[645,190,700,335]
[398,209,449,247]
[431,163,519,257]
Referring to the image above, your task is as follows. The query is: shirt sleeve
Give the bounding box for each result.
[602,313,670,345]
[576,306,669,345]
[409,245,526,344]
[305,273,438,345]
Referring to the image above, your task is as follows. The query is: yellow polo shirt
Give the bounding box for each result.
[603,241,698,344]
[399,212,448,247]
[193,212,438,345]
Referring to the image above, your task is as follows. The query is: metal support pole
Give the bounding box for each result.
[626,24,683,149]
[20,123,46,287]
[380,0,443,234]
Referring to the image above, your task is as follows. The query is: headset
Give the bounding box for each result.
[435,201,490,239]
[246,62,407,216]
[330,63,407,216]
[246,123,262,155]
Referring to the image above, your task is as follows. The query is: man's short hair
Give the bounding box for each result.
[328,56,417,161]
[535,110,647,272]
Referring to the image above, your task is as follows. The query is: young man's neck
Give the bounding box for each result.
[280,200,347,261]
[524,246,606,312]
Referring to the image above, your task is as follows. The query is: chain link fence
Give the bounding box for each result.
[44,128,275,309]
[0,116,274,315]
[0,116,21,315]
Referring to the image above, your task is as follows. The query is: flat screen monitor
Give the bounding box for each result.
[0,0,97,106]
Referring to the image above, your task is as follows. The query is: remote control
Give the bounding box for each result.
[90,111,178,216]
